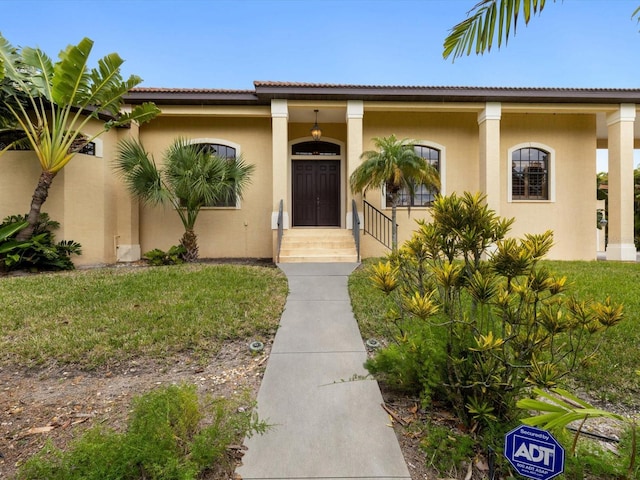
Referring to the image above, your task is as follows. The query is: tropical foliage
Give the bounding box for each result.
[144,245,187,266]
[362,192,624,475]
[0,219,29,261]
[443,0,552,60]
[444,1,640,61]
[0,213,82,272]
[349,134,440,251]
[115,138,255,261]
[519,387,638,478]
[18,384,268,480]
[0,34,160,241]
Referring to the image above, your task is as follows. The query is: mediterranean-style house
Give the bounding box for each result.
[2,82,639,265]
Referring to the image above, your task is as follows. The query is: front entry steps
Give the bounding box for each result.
[278,228,359,263]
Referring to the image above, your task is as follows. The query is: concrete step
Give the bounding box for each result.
[279,254,359,263]
[282,239,355,248]
[278,229,358,263]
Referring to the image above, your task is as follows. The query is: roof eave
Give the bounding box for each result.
[254,85,640,104]
[123,84,640,106]
[124,90,261,105]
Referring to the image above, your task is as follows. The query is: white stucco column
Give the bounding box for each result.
[346,100,364,229]
[271,99,289,229]
[606,103,637,261]
[478,102,502,214]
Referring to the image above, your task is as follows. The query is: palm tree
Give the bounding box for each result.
[443,0,552,60]
[115,138,255,262]
[350,135,440,252]
[0,35,160,241]
[444,1,640,61]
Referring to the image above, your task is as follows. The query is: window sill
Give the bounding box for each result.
[200,206,240,210]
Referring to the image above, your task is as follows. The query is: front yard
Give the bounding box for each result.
[0,263,288,479]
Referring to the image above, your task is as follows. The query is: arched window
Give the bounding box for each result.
[190,140,240,208]
[391,145,441,207]
[511,146,550,201]
[291,141,340,156]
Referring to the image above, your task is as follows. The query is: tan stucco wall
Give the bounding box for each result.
[0,119,122,266]
[137,115,273,258]
[358,111,480,254]
[355,110,598,260]
[500,113,597,260]
[0,104,606,265]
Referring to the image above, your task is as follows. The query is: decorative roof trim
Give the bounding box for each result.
[125,88,259,105]
[124,82,640,106]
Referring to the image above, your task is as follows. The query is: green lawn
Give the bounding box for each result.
[545,260,640,406]
[0,264,288,369]
[349,259,640,409]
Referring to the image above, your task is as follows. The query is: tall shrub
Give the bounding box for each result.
[367,192,624,431]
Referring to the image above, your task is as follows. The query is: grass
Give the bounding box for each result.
[17,383,268,480]
[0,263,288,369]
[545,260,640,406]
[349,258,640,409]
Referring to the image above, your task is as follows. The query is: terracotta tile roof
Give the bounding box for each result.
[125,82,640,105]
[131,87,255,94]
[253,80,640,93]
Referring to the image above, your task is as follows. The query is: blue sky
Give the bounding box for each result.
[2,0,640,90]
[2,0,638,171]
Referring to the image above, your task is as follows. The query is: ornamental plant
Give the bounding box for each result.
[366,192,624,433]
[0,34,159,241]
[0,213,81,271]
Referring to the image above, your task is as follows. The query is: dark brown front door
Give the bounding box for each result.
[292,160,340,227]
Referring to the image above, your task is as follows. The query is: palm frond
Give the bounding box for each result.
[444,0,550,61]
[51,38,93,107]
[86,53,126,114]
[221,154,256,202]
[114,138,169,206]
[351,134,439,196]
[20,47,55,101]
[104,102,161,132]
[0,35,23,84]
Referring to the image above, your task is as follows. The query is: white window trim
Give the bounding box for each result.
[508,142,556,203]
[187,138,243,209]
[382,140,446,209]
[93,138,103,158]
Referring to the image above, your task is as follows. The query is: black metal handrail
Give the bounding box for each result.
[276,199,284,263]
[363,200,395,250]
[351,199,361,262]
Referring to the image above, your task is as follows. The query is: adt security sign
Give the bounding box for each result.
[504,425,565,480]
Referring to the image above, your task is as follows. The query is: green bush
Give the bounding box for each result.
[361,192,628,477]
[17,383,267,480]
[420,422,475,475]
[364,322,444,403]
[367,193,624,431]
[144,245,186,266]
[0,213,81,272]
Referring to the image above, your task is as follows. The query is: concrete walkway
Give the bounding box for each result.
[236,263,411,480]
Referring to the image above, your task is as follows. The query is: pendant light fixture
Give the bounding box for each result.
[310,109,322,141]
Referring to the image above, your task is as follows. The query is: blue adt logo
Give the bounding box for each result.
[504,425,565,480]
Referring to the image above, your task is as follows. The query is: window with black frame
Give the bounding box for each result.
[390,145,440,207]
[511,147,549,200]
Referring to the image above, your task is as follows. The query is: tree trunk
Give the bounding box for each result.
[180,228,199,262]
[388,188,400,253]
[391,205,398,253]
[16,170,57,241]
